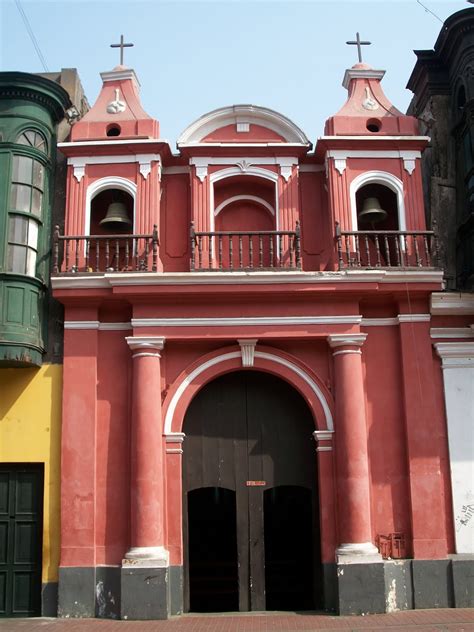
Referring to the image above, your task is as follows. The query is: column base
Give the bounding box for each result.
[121,564,170,620]
[123,546,169,568]
[336,560,385,615]
[336,542,382,564]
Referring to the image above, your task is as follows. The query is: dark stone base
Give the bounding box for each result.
[169,566,183,615]
[58,567,95,617]
[121,566,169,620]
[451,556,474,608]
[95,566,121,619]
[322,563,337,612]
[412,559,453,609]
[337,561,385,615]
[58,566,121,618]
[384,560,413,612]
[42,582,58,617]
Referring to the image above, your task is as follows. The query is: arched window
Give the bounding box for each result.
[85,177,137,235]
[349,171,406,233]
[16,129,47,153]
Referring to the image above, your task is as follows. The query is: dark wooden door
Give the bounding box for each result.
[183,371,318,612]
[0,465,43,618]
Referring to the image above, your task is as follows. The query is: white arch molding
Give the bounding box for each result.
[214,195,275,217]
[163,351,334,436]
[177,104,310,145]
[209,167,279,231]
[349,171,406,233]
[85,176,137,235]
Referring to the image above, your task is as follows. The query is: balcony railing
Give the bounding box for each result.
[190,222,301,271]
[335,222,440,270]
[52,225,159,274]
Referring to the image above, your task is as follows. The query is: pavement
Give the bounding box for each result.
[0,609,473,632]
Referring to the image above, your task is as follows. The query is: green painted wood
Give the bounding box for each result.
[0,72,70,367]
[0,464,43,617]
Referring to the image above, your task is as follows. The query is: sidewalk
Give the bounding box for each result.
[0,609,473,632]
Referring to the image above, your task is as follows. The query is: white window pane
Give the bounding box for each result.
[12,155,33,183]
[34,133,46,150]
[32,161,44,189]
[16,134,29,146]
[25,131,36,146]
[11,184,31,212]
[7,245,27,274]
[26,249,37,276]
[28,219,38,248]
[31,189,42,216]
[8,216,28,244]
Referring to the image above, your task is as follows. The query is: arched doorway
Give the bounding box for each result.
[182,371,320,613]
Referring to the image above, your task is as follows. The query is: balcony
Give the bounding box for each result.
[52,225,159,274]
[51,222,440,275]
[335,223,439,270]
[190,222,301,271]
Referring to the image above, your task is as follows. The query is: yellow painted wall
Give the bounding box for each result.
[0,364,62,584]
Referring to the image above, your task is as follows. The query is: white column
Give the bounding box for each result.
[435,342,474,554]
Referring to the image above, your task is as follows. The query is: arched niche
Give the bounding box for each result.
[214,175,276,233]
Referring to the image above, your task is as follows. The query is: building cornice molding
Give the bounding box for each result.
[430,327,474,340]
[51,269,444,290]
[131,315,363,328]
[431,292,474,315]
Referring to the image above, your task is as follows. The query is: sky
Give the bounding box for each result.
[0,0,471,147]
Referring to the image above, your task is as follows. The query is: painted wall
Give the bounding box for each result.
[0,364,62,584]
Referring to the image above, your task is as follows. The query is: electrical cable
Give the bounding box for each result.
[14,0,49,72]
[415,0,445,24]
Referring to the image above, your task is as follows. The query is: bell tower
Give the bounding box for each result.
[316,40,429,243]
[58,43,165,270]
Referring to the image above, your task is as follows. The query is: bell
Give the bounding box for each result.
[100,202,132,228]
[358,197,388,225]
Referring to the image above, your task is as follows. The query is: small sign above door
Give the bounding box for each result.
[246,481,266,486]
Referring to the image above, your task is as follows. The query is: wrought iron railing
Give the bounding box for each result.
[52,225,159,274]
[335,222,440,270]
[190,221,301,271]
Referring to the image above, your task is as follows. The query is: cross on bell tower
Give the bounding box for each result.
[346,32,371,63]
[110,34,134,66]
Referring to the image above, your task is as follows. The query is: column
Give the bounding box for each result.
[327,334,380,560]
[121,336,170,620]
[328,334,385,616]
[124,335,167,564]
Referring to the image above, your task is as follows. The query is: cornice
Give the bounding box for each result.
[0,72,71,122]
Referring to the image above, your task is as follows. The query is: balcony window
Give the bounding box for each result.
[6,215,38,276]
[6,155,45,277]
[11,155,45,218]
[16,129,47,153]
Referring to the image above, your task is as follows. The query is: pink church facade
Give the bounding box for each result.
[51,60,468,619]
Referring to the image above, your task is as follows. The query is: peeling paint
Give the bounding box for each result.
[386,577,399,613]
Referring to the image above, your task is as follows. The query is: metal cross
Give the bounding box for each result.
[346,32,371,63]
[110,35,134,66]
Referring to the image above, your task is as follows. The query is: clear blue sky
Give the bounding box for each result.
[0,0,470,146]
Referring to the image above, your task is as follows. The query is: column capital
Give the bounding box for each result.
[327,333,367,354]
[126,336,165,358]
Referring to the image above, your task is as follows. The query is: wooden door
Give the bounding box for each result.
[0,465,43,617]
[183,371,318,612]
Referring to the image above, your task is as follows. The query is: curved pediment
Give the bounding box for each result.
[177,104,310,145]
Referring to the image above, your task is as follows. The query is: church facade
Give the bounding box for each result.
[50,42,472,619]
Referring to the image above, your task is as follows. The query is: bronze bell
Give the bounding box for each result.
[358,197,388,225]
[100,202,132,228]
